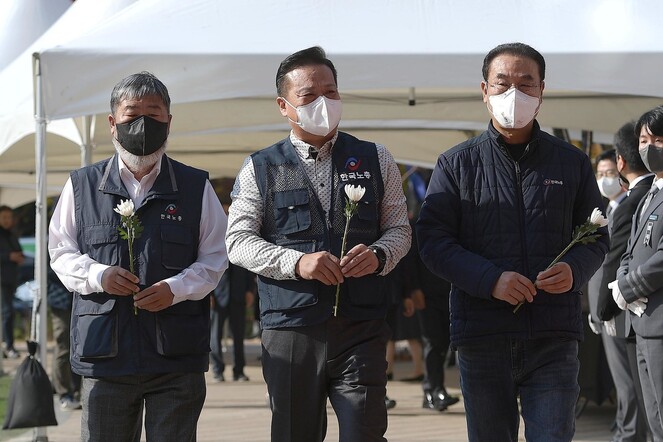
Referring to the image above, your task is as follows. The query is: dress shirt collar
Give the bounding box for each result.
[610,193,626,209]
[117,153,164,206]
[289,131,339,160]
[628,173,655,190]
[117,153,163,182]
[655,177,663,192]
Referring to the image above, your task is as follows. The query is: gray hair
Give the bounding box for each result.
[110,71,171,115]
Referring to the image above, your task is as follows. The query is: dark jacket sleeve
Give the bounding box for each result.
[416,154,503,300]
[558,154,610,292]
[596,194,642,321]
[231,265,256,301]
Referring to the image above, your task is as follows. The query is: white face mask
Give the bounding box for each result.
[597,176,623,199]
[282,95,342,136]
[487,86,541,129]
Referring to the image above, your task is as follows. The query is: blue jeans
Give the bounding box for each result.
[458,337,579,442]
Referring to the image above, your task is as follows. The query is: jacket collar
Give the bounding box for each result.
[488,120,541,161]
[98,154,179,204]
[487,119,541,144]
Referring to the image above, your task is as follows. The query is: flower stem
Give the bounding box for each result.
[513,238,580,313]
[128,223,138,316]
[333,215,352,317]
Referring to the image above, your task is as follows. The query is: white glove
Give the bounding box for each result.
[608,280,648,317]
[603,319,616,337]
[627,299,648,317]
[587,313,601,335]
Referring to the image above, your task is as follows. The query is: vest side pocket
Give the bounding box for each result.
[259,240,318,312]
[155,299,210,356]
[73,295,117,359]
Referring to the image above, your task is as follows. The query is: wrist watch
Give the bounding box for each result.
[368,245,386,274]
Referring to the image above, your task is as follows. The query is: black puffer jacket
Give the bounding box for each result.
[417,121,609,347]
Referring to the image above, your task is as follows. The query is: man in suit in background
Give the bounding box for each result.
[613,106,663,440]
[588,149,626,332]
[592,125,653,442]
[210,255,255,382]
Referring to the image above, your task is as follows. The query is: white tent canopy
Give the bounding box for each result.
[0,0,661,205]
[0,0,71,71]
[38,0,663,120]
[27,0,663,187]
[0,0,136,204]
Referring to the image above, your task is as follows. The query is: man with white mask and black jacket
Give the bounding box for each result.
[417,42,609,441]
[226,46,410,442]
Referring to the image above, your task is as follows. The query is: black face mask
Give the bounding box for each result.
[640,144,663,174]
[115,115,168,156]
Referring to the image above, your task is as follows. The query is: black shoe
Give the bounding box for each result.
[385,396,397,409]
[233,373,250,382]
[213,373,225,382]
[386,372,393,381]
[423,389,459,411]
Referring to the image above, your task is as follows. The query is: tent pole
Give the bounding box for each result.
[81,115,93,166]
[32,52,49,442]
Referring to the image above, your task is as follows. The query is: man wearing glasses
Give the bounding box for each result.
[417,42,609,441]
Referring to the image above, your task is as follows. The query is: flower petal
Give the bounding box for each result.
[589,207,608,227]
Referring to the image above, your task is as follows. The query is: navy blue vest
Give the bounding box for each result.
[252,132,386,328]
[70,154,210,376]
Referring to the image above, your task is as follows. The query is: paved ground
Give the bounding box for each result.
[1,340,615,441]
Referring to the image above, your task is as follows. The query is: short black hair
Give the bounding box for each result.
[0,205,12,214]
[635,105,663,139]
[595,149,617,165]
[482,42,546,82]
[614,121,648,173]
[276,46,338,97]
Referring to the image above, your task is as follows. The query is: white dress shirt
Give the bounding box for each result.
[49,154,228,304]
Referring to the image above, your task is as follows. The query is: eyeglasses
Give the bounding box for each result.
[596,170,619,179]
[487,82,541,95]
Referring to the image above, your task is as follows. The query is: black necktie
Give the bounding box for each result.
[640,184,660,221]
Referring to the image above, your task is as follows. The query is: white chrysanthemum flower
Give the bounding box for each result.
[344,184,366,202]
[589,207,608,227]
[114,199,135,217]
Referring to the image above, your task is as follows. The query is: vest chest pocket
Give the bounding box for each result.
[356,195,378,222]
[73,295,117,359]
[84,225,119,266]
[161,225,193,270]
[273,189,311,235]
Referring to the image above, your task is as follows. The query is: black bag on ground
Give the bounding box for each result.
[3,341,58,429]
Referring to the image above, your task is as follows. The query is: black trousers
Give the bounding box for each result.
[420,302,451,393]
[210,298,246,376]
[261,317,389,442]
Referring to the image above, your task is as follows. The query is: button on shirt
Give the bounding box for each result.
[226,131,411,280]
[48,154,229,304]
